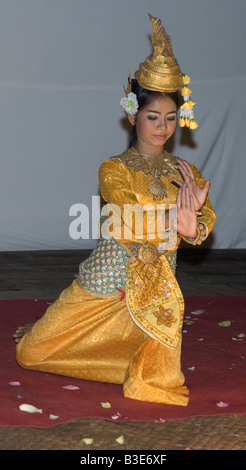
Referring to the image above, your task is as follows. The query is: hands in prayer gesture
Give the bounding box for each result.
[172,159,211,211]
[172,160,211,238]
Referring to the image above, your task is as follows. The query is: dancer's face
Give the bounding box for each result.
[128,95,177,156]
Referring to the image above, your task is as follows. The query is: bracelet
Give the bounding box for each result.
[182,222,208,246]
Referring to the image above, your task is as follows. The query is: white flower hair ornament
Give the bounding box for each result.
[120,92,139,116]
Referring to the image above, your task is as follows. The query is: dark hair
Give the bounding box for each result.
[128,78,180,148]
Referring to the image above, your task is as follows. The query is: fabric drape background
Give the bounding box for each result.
[0,0,245,250]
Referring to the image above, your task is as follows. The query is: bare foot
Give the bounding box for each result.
[13,324,34,343]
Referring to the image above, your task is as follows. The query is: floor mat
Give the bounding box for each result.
[1,296,246,428]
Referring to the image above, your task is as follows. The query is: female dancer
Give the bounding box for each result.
[15,15,216,405]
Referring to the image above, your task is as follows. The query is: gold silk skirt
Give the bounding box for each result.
[16,279,189,406]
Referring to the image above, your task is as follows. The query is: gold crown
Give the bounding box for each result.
[135,14,183,93]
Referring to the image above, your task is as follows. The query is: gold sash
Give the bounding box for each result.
[126,248,184,349]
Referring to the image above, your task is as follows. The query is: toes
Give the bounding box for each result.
[13,323,34,342]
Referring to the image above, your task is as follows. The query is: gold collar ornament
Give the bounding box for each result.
[131,148,179,201]
[121,14,198,129]
[112,147,181,202]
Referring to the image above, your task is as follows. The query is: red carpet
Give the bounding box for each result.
[0,296,246,428]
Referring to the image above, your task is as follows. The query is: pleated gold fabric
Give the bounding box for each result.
[16,148,216,406]
[16,280,189,405]
[123,338,189,405]
[16,280,147,384]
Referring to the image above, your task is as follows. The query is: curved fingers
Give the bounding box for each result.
[178,159,195,181]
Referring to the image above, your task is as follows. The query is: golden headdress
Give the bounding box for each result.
[121,14,198,129]
[135,14,183,93]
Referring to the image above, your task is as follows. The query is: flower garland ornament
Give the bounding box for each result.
[120,92,139,116]
[179,74,198,129]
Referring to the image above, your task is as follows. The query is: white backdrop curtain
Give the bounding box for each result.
[0,0,245,250]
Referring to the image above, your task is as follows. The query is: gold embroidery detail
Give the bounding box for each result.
[153,306,177,327]
[127,258,177,310]
[126,254,184,348]
[111,148,179,178]
[148,178,167,200]
[110,148,182,202]
[137,243,159,264]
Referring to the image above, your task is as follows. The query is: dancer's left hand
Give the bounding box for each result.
[172,159,210,211]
